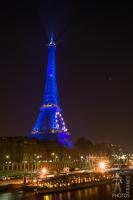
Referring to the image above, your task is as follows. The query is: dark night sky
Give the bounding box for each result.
[0,1,133,150]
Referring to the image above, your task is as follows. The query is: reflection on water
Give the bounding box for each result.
[44,196,51,200]
[40,184,114,200]
[0,182,132,200]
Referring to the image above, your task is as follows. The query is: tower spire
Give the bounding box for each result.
[49,32,55,46]
[44,32,58,105]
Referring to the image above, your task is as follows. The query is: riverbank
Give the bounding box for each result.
[32,179,116,195]
[0,184,23,192]
[0,169,132,195]
[0,179,115,194]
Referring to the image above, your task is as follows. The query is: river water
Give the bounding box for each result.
[0,176,133,200]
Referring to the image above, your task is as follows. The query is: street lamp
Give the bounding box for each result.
[80,156,84,160]
[97,160,109,173]
[39,167,48,180]
[98,161,106,171]
[6,155,10,159]
[41,167,47,176]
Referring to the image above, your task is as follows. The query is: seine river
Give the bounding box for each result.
[0,175,133,200]
[0,182,133,200]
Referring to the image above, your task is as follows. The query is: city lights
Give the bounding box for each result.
[97,161,109,172]
[98,161,106,170]
[6,155,10,159]
[41,167,48,176]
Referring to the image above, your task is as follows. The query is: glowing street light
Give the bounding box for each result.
[6,155,10,159]
[51,152,55,156]
[98,161,107,172]
[41,167,48,176]
[80,156,84,160]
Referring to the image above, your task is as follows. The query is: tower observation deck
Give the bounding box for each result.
[29,34,72,148]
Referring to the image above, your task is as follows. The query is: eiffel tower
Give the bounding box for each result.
[29,34,72,147]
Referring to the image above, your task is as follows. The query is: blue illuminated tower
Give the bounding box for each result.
[29,34,72,147]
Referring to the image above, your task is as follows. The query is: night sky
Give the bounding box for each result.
[0,1,133,150]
